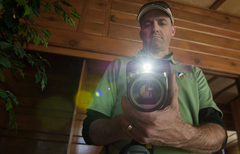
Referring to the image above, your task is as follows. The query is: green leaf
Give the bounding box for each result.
[53,2,63,11]
[0,89,7,98]
[27,54,34,66]
[18,24,27,35]
[54,6,61,16]
[29,27,37,38]
[62,12,69,23]
[43,2,51,14]
[61,1,72,7]
[0,64,5,71]
[41,78,45,91]
[12,60,27,67]
[8,114,15,130]
[0,72,4,82]
[0,54,11,67]
[43,73,47,84]
[35,70,41,83]
[70,10,80,19]
[26,31,31,42]
[42,37,48,47]
[32,7,41,18]
[7,91,19,106]
[0,42,12,50]
[17,68,24,78]
[42,28,51,38]
[16,0,27,5]
[24,5,31,16]
[69,17,75,26]
[34,35,41,46]
[14,44,26,58]
[6,98,13,111]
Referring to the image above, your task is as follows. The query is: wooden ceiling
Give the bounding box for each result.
[172,0,240,17]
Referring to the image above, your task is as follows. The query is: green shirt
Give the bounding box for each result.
[87,49,222,154]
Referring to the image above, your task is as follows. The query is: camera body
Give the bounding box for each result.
[126,57,171,112]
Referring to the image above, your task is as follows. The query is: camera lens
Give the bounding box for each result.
[127,73,167,112]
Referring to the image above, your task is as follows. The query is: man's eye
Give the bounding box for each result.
[144,24,151,28]
[159,22,167,26]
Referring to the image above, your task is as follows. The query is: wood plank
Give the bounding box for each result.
[73,120,83,136]
[26,29,240,75]
[108,23,140,41]
[14,114,72,134]
[110,10,240,41]
[110,11,139,27]
[83,21,104,36]
[210,0,226,10]
[174,28,240,51]
[85,9,106,23]
[16,96,74,111]
[1,129,69,142]
[27,28,142,57]
[67,60,87,154]
[0,137,68,154]
[70,144,103,154]
[108,24,240,61]
[72,136,86,144]
[88,0,109,11]
[13,107,73,119]
[75,113,87,121]
[111,0,240,32]
[109,22,240,52]
[34,13,79,31]
[103,0,113,36]
[166,0,240,27]
[170,47,240,75]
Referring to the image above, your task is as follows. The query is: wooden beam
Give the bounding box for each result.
[213,83,236,99]
[230,77,240,149]
[210,0,226,10]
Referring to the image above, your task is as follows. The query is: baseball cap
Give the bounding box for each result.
[137,1,174,25]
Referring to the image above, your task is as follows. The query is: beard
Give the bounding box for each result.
[148,37,166,54]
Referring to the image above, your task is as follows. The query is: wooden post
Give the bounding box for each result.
[230,77,240,149]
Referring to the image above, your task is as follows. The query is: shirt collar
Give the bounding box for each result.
[135,49,178,65]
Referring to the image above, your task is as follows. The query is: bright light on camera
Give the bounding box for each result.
[143,63,152,72]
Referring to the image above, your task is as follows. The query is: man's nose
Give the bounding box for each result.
[152,21,160,33]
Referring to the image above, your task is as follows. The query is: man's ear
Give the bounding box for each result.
[171,26,176,37]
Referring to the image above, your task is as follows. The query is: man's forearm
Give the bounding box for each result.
[180,123,226,154]
[89,115,127,145]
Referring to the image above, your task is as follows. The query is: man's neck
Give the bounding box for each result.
[144,48,169,59]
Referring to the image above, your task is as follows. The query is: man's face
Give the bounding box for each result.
[140,9,176,54]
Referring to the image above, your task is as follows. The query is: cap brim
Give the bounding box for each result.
[137,5,174,25]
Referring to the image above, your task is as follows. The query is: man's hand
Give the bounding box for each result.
[121,73,226,153]
[121,73,189,147]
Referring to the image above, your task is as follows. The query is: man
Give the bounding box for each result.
[82,1,227,154]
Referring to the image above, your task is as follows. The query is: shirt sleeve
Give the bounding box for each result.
[82,109,110,145]
[196,67,223,118]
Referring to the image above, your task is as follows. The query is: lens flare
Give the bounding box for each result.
[143,63,152,72]
[95,90,103,97]
[75,90,93,110]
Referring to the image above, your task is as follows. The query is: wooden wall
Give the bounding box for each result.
[29,0,240,75]
[1,0,240,153]
[0,52,83,154]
